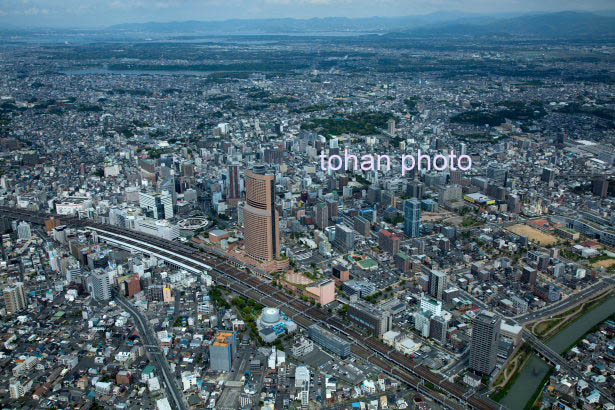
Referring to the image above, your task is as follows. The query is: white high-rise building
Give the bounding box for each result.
[17,221,31,241]
[295,365,310,406]
[294,366,310,388]
[89,269,111,301]
[9,379,24,399]
[420,296,442,316]
[139,192,173,220]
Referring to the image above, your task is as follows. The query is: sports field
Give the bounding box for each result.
[507,224,558,245]
[592,259,615,269]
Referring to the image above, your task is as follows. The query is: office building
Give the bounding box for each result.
[541,167,555,185]
[469,311,501,375]
[450,170,463,185]
[487,164,507,185]
[367,187,381,204]
[428,269,447,300]
[592,175,609,198]
[387,118,396,136]
[291,337,314,357]
[460,142,467,156]
[243,165,281,262]
[403,199,421,238]
[17,221,31,241]
[9,379,25,399]
[347,302,392,336]
[315,202,328,230]
[147,284,164,302]
[334,224,355,251]
[430,315,448,343]
[331,264,350,282]
[88,269,111,301]
[395,252,412,273]
[420,296,442,316]
[378,229,400,255]
[521,266,537,287]
[295,365,310,388]
[227,164,241,200]
[414,311,432,337]
[295,366,310,406]
[344,280,375,299]
[209,331,237,372]
[406,181,424,199]
[326,198,339,221]
[139,192,173,220]
[353,215,371,236]
[307,324,351,358]
[507,194,521,214]
[122,274,142,297]
[438,185,462,205]
[3,283,27,315]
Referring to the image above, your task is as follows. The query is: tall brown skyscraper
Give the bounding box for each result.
[243,165,280,262]
[228,164,241,200]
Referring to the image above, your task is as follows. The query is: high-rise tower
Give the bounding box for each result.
[243,165,280,262]
[3,283,27,315]
[228,164,241,200]
[469,311,501,375]
[403,198,421,238]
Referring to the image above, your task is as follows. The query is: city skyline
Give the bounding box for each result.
[0,6,614,410]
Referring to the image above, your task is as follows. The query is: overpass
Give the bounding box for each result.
[522,329,614,403]
[0,206,504,410]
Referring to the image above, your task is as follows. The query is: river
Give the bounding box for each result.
[500,294,615,410]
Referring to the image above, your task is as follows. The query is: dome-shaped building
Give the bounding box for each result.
[261,308,281,325]
[257,307,297,343]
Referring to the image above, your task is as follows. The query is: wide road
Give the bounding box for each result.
[114,292,187,410]
[514,277,614,324]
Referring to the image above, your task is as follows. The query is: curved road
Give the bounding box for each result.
[114,292,187,410]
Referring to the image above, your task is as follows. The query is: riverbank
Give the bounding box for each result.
[491,289,612,401]
[498,293,615,410]
[490,343,531,401]
[524,311,615,410]
[530,287,613,340]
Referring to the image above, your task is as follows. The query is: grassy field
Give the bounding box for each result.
[592,259,615,268]
[507,224,557,246]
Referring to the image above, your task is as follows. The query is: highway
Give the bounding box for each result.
[114,292,187,410]
[0,206,503,410]
[514,278,614,324]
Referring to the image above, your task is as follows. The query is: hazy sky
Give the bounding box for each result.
[0,0,613,27]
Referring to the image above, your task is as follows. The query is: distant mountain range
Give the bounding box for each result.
[110,11,615,38]
[399,11,615,37]
[110,11,491,34]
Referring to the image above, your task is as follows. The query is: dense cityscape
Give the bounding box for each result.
[0,6,614,410]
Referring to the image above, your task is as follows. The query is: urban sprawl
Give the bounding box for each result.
[0,25,614,410]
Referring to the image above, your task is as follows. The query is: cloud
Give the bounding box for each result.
[0,0,613,27]
[19,6,48,14]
